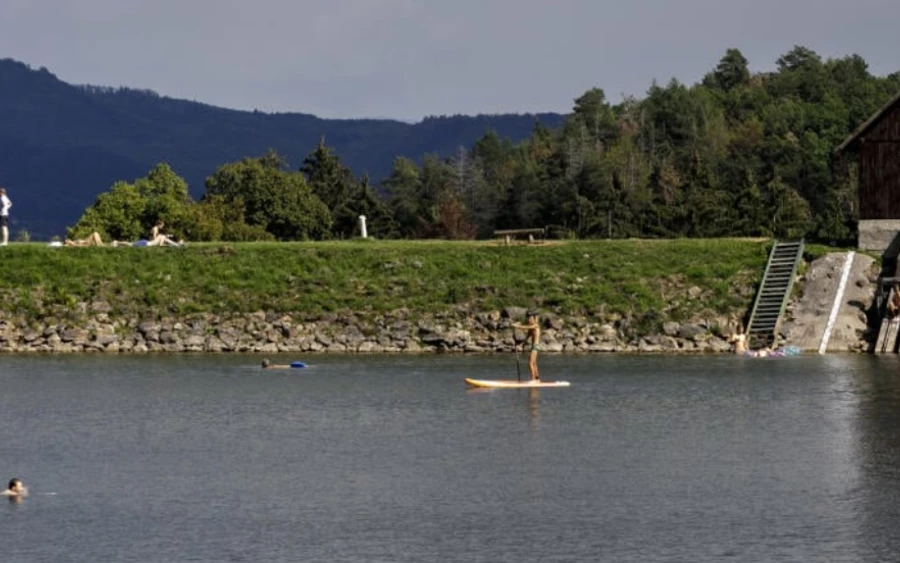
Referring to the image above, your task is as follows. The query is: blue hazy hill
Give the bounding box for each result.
[0,58,564,238]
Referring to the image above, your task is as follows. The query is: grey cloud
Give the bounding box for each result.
[1,0,898,120]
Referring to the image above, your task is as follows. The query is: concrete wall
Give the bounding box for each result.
[858,220,900,253]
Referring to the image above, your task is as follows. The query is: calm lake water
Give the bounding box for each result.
[1,353,899,562]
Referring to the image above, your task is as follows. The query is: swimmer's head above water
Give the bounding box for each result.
[3,478,27,497]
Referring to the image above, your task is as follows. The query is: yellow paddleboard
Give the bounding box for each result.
[465,378,571,389]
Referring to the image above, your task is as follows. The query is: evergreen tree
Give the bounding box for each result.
[711,48,751,91]
[301,139,359,238]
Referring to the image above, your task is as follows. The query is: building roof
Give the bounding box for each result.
[835,89,900,154]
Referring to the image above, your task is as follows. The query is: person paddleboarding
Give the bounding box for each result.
[513,310,541,381]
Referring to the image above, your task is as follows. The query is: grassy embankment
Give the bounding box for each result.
[0,239,834,326]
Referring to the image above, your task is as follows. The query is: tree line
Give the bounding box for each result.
[68,46,900,243]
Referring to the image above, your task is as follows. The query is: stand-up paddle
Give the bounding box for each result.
[514,341,522,382]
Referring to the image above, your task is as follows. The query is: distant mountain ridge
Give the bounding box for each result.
[0,58,565,238]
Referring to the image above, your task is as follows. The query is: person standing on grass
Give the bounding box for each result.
[513,310,541,381]
[0,188,11,246]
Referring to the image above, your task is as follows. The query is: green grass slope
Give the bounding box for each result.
[0,240,779,328]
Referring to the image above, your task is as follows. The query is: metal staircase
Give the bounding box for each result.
[746,240,804,349]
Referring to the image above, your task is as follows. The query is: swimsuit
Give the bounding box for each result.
[530,344,541,352]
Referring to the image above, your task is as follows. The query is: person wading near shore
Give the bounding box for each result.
[0,188,11,246]
[729,325,748,355]
[513,310,541,381]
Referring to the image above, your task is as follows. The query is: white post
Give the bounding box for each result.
[358,215,368,239]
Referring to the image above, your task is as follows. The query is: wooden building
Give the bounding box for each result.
[836,90,900,251]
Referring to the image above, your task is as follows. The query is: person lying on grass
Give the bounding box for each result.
[64,231,105,246]
[64,230,183,247]
[111,235,183,247]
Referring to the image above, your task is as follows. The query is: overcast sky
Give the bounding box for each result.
[2,0,898,121]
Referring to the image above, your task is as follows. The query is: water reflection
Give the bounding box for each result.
[464,385,542,430]
[528,389,540,431]
[850,356,900,560]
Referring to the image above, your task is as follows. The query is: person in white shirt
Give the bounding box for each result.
[0,188,11,246]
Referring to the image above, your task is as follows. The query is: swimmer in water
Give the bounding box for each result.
[1,478,28,499]
[261,359,291,369]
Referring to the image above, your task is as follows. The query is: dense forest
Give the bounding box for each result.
[53,47,900,242]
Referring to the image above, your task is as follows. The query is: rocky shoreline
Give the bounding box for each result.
[0,305,741,355]
[0,252,877,355]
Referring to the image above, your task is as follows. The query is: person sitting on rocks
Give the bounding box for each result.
[887,284,900,319]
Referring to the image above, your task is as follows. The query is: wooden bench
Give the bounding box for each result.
[494,228,546,246]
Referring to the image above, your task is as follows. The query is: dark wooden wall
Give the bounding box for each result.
[859,104,900,219]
